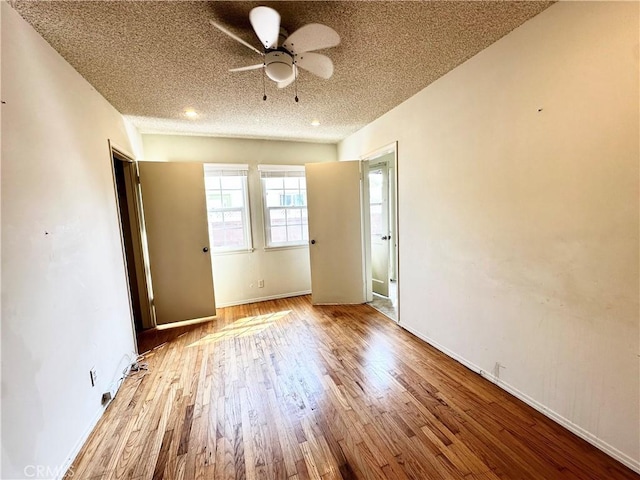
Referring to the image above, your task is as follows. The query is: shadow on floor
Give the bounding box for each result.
[137,322,210,354]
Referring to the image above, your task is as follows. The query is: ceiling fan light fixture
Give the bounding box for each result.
[211,6,340,96]
[264,51,293,82]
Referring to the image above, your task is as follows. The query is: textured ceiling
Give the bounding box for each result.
[13,1,553,143]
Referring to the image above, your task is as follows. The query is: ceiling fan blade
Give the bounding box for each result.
[209,20,263,56]
[277,66,297,89]
[296,53,334,79]
[250,6,280,49]
[229,64,264,72]
[282,24,340,54]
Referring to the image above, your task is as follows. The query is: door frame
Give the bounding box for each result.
[109,140,156,338]
[361,142,400,322]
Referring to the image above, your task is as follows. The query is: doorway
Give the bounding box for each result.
[364,144,398,321]
[110,144,155,338]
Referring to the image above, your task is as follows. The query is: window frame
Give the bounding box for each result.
[203,163,253,254]
[258,164,309,250]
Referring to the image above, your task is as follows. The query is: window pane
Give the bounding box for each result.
[370,204,383,236]
[266,191,283,208]
[224,190,244,208]
[284,176,300,189]
[223,210,243,228]
[220,176,242,189]
[207,193,223,209]
[224,228,245,247]
[287,209,302,226]
[288,224,303,242]
[209,211,224,230]
[210,229,226,247]
[369,171,383,204]
[265,177,283,189]
[269,209,286,227]
[285,190,299,205]
[205,176,220,190]
[271,226,287,243]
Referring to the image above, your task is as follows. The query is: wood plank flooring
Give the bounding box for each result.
[66,295,638,479]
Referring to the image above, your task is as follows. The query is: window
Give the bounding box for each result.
[369,168,384,237]
[204,164,251,252]
[259,165,308,248]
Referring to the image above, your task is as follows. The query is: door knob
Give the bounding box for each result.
[311,240,316,245]
[381,236,389,240]
[203,247,209,253]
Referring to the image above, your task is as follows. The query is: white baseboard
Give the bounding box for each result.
[216,290,311,308]
[399,323,640,475]
[57,408,103,479]
[57,357,130,480]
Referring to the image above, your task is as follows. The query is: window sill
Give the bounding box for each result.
[263,244,309,252]
[211,248,255,256]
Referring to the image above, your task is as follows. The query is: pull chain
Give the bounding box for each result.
[262,65,267,101]
[294,65,299,103]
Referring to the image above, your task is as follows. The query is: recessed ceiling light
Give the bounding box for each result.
[311,119,320,127]
[184,109,198,119]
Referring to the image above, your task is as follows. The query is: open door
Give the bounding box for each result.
[138,162,216,325]
[306,161,366,305]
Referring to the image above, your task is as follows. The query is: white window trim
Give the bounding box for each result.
[263,244,308,252]
[258,164,305,173]
[259,165,309,249]
[211,163,250,171]
[204,163,253,254]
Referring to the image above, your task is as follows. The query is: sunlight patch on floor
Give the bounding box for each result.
[187,310,291,347]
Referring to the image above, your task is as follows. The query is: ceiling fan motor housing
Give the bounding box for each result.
[264,51,293,82]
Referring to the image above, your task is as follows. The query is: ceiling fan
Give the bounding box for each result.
[210,6,340,101]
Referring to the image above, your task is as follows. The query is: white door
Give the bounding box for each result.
[138,162,216,325]
[369,166,390,297]
[306,161,366,304]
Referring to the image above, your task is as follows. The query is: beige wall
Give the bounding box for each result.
[141,134,337,307]
[1,3,138,478]
[339,1,639,471]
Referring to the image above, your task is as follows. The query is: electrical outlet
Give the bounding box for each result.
[89,368,97,387]
[258,280,264,288]
[101,391,112,405]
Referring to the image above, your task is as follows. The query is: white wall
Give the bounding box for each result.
[141,135,337,307]
[1,4,138,478]
[339,1,639,472]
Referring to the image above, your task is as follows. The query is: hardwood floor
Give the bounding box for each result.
[66,295,638,479]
